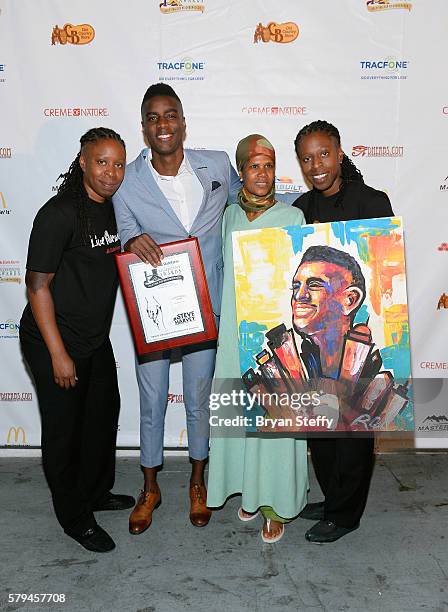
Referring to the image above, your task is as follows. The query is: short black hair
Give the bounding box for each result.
[298,245,366,297]
[141,83,182,115]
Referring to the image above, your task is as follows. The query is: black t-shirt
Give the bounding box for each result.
[20,191,121,358]
[292,181,394,224]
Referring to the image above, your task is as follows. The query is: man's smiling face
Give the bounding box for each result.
[141,95,185,157]
[291,260,357,335]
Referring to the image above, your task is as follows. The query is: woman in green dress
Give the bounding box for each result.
[207,134,308,543]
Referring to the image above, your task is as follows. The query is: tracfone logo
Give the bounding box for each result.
[0,191,10,215]
[43,107,109,118]
[254,22,299,44]
[0,260,21,283]
[352,145,404,158]
[6,426,27,445]
[360,57,408,80]
[159,1,205,14]
[275,177,304,194]
[0,319,19,338]
[440,176,448,191]
[157,58,205,82]
[437,293,448,310]
[51,24,95,45]
[0,147,11,158]
[366,1,412,11]
[242,106,307,116]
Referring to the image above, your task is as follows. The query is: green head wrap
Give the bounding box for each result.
[235,134,276,213]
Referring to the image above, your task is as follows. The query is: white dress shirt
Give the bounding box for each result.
[148,153,204,232]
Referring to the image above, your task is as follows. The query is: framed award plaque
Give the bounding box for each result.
[116,237,217,355]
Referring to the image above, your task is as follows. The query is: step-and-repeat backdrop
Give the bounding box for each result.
[1,0,447,450]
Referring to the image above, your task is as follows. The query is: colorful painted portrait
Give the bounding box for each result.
[232,216,413,433]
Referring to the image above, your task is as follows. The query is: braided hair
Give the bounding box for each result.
[57,127,126,245]
[295,120,363,185]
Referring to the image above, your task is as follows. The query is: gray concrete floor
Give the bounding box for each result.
[0,454,447,612]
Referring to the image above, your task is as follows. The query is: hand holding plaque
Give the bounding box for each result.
[116,237,217,355]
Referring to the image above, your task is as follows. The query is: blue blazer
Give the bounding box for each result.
[113,148,241,316]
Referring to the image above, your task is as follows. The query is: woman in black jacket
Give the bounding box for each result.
[293,120,394,543]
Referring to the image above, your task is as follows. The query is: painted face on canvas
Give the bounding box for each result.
[291,261,362,335]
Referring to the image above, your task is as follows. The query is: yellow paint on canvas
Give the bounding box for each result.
[234,228,293,327]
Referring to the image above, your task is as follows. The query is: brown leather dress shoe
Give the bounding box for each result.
[129,489,161,535]
[189,484,212,527]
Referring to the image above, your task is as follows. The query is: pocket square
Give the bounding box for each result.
[211,180,222,191]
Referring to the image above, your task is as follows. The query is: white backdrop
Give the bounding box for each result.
[1,0,447,450]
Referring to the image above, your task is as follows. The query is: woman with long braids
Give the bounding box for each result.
[293,119,393,223]
[207,135,308,544]
[20,127,134,553]
[293,120,394,543]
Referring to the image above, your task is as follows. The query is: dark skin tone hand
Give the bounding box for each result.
[124,233,163,267]
[25,270,77,389]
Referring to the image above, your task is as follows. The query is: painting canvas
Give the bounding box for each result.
[232,216,413,433]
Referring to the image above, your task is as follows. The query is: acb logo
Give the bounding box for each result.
[51,23,95,46]
[253,22,299,44]
[7,426,26,445]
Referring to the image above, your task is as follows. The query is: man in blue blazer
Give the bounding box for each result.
[113,83,241,534]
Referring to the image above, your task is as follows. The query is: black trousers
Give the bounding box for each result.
[21,338,120,536]
[309,437,375,528]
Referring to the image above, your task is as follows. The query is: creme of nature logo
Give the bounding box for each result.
[168,392,184,404]
[254,22,299,44]
[420,361,448,370]
[437,293,448,310]
[275,177,305,194]
[242,105,306,117]
[157,58,205,82]
[51,23,95,45]
[159,0,205,14]
[0,260,21,283]
[44,107,109,118]
[366,1,412,12]
[352,145,404,158]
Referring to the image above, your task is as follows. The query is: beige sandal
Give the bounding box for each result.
[261,518,285,543]
[238,507,259,522]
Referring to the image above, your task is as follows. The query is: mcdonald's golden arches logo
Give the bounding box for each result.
[7,426,26,445]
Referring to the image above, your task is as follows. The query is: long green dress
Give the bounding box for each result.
[207,201,309,519]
